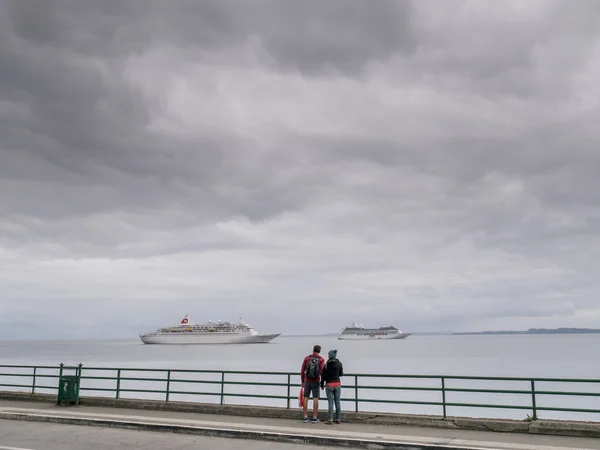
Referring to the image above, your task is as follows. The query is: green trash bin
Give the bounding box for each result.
[57,375,80,406]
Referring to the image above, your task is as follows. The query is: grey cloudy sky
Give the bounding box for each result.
[1,0,599,339]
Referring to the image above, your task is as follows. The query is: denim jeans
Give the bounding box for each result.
[325,385,341,420]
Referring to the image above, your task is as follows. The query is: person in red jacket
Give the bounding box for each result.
[300,345,325,423]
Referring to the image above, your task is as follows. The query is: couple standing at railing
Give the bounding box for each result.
[300,345,343,424]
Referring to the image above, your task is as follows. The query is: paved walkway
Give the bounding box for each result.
[0,400,599,450]
[2,420,336,450]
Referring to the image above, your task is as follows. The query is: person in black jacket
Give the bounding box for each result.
[320,349,343,424]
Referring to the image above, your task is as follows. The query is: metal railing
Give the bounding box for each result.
[1,364,599,421]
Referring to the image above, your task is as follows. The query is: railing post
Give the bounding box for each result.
[116,369,121,399]
[441,377,447,419]
[76,364,83,406]
[354,375,359,412]
[31,367,37,394]
[530,380,537,421]
[286,374,291,409]
[57,363,64,405]
[165,370,171,402]
[220,372,225,406]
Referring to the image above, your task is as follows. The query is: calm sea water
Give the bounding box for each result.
[1,334,599,421]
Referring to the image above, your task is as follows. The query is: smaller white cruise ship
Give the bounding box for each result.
[338,323,411,340]
[139,315,280,345]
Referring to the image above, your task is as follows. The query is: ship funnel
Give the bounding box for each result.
[180,315,190,325]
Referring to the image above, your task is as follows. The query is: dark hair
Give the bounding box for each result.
[313,345,321,353]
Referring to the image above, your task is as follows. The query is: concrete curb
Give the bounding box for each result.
[0,411,483,450]
[1,392,599,439]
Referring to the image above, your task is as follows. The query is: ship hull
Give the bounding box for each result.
[139,333,281,345]
[338,332,411,341]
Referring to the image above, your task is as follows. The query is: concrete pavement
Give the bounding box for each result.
[1,400,599,450]
[0,420,325,450]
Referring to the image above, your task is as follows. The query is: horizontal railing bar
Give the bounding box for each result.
[169,379,227,385]
[355,385,440,392]
[0,373,38,378]
[356,386,534,395]
[0,374,58,380]
[82,377,289,387]
[354,374,527,381]
[166,391,292,401]
[144,390,292,401]
[223,392,290,400]
[223,381,289,387]
[536,406,600,414]
[79,376,118,381]
[0,365,59,370]
[445,402,532,410]
[0,384,35,389]
[176,370,292,376]
[535,390,600,397]
[354,398,444,406]
[355,374,600,383]
[82,376,167,383]
[109,377,285,386]
[83,367,293,376]
[167,390,221,397]
[349,374,441,380]
[85,377,223,386]
[512,378,600,384]
[83,368,169,373]
[401,375,598,384]
[79,387,118,392]
[113,388,170,394]
[444,388,531,395]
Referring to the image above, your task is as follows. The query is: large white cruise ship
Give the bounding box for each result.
[337,322,411,340]
[139,315,280,345]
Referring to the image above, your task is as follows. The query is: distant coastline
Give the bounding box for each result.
[453,328,600,336]
[282,328,600,338]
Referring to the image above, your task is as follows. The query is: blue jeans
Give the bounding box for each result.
[325,385,341,421]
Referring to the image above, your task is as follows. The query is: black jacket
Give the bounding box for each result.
[320,358,343,388]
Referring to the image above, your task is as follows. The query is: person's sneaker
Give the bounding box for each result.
[334,419,341,424]
[311,418,319,424]
[303,417,309,423]
[324,420,333,425]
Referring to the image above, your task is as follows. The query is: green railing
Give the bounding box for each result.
[1,364,600,421]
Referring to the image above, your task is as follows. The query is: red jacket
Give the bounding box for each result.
[301,353,325,383]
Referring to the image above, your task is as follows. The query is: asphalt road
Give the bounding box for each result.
[0,420,338,450]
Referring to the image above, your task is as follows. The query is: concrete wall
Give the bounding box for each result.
[1,391,599,439]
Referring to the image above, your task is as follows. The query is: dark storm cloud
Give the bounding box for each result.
[1,0,600,338]
[5,0,414,71]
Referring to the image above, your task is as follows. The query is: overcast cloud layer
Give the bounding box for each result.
[1,0,599,339]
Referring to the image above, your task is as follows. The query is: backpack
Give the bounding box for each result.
[305,355,320,379]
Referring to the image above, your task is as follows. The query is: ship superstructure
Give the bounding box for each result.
[140,315,280,344]
[337,322,411,340]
